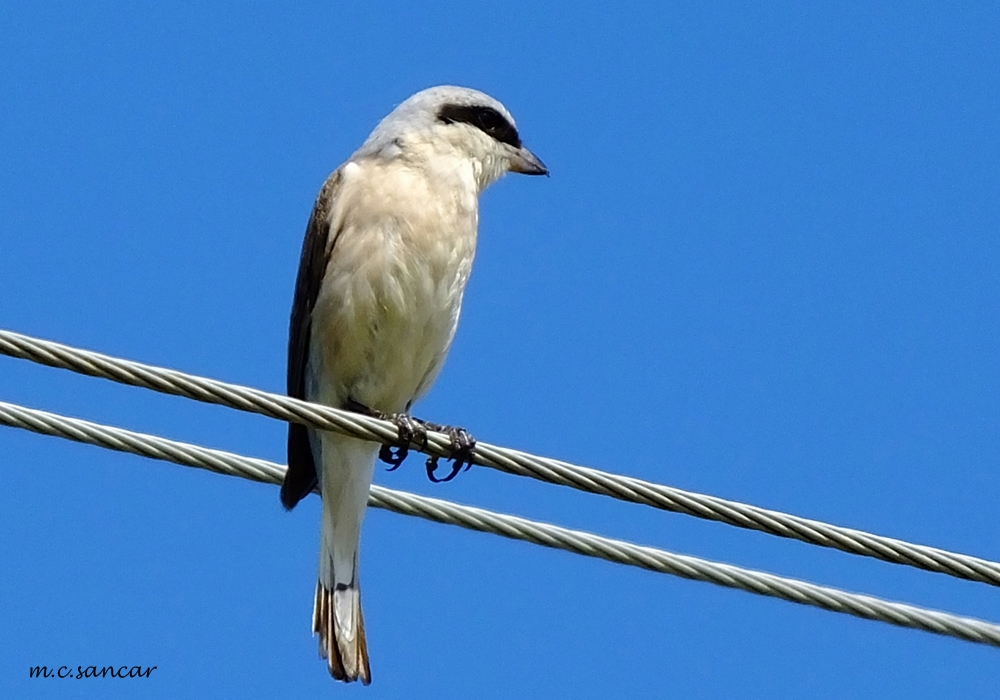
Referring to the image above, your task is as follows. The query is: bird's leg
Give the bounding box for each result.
[376,413,429,471]
[344,399,427,471]
[421,422,476,483]
[345,399,473,478]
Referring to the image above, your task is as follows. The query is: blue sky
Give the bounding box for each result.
[2,1,999,697]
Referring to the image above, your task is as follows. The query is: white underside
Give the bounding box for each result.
[305,156,480,675]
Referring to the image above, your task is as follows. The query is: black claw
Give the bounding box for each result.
[345,400,421,471]
[426,455,462,483]
[376,413,427,471]
[380,443,407,470]
[425,426,476,483]
[360,405,475,482]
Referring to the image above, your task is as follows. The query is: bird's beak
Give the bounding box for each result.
[509,146,549,176]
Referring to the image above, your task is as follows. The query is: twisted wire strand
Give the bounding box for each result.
[2,398,999,649]
[2,329,999,588]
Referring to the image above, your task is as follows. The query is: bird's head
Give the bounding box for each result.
[355,85,548,192]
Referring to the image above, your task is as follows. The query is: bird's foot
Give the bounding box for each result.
[422,423,476,483]
[344,400,428,471]
[377,413,428,471]
[346,399,474,480]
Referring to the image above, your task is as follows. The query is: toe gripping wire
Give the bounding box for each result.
[344,399,475,483]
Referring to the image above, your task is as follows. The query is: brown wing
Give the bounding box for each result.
[281,170,342,510]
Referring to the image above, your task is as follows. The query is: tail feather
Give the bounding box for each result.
[312,434,377,684]
[314,581,371,684]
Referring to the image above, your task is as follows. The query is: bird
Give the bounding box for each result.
[280,85,548,684]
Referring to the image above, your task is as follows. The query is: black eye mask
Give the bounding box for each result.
[436,104,522,149]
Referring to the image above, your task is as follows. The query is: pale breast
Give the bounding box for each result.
[308,158,479,413]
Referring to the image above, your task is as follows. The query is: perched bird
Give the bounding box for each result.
[281,86,547,684]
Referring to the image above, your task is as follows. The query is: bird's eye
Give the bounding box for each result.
[437,104,522,149]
